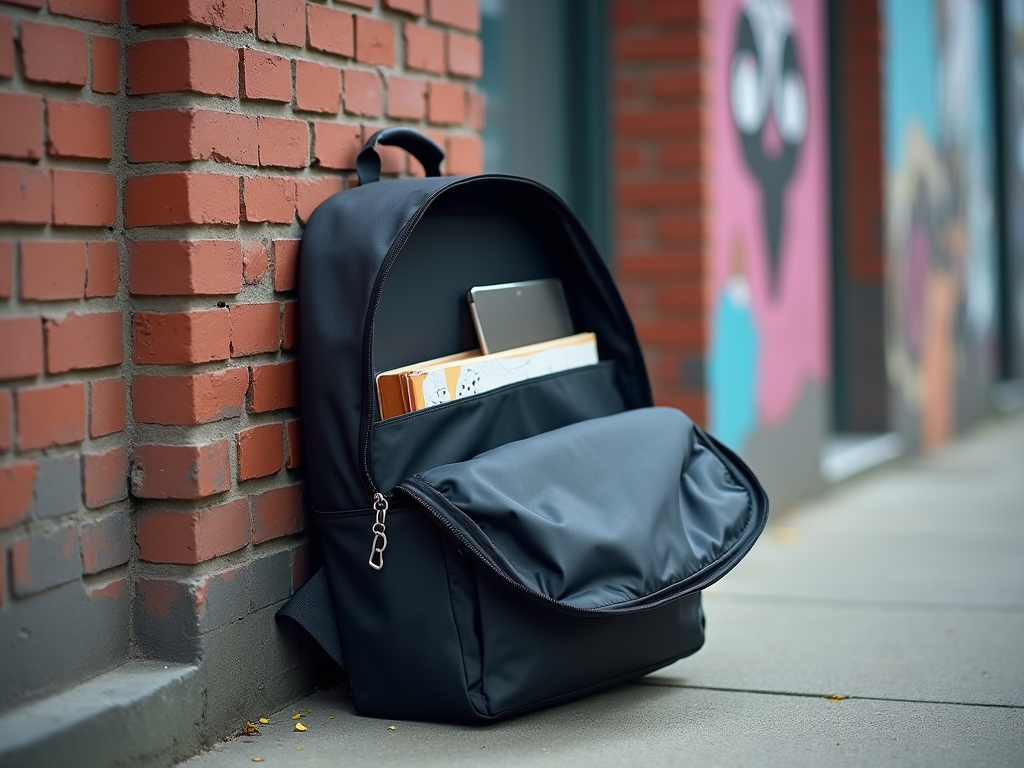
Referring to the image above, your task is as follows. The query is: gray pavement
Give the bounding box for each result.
[182,413,1024,767]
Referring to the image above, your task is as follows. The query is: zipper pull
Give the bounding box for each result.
[368,492,389,571]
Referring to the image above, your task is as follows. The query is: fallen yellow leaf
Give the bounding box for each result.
[329,715,335,720]
[826,694,847,701]
[258,718,269,725]
[291,713,303,720]
[388,725,397,731]
[295,722,307,732]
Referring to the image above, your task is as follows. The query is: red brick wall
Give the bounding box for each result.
[610,0,709,424]
[0,0,482,723]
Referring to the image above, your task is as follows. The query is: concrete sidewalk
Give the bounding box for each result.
[182,414,1024,767]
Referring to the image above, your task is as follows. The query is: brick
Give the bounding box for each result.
[11,524,81,597]
[0,389,9,452]
[617,181,706,207]
[405,23,444,73]
[614,32,703,62]
[133,309,230,365]
[20,241,87,301]
[296,176,343,223]
[83,448,128,509]
[91,35,120,94]
[651,70,705,101]
[240,48,291,102]
[80,511,131,574]
[446,31,481,78]
[0,16,13,79]
[85,241,120,298]
[237,422,284,480]
[343,68,382,117]
[131,441,232,500]
[50,0,120,22]
[658,142,706,169]
[355,15,395,66]
[0,240,11,298]
[125,173,240,227]
[282,300,298,349]
[616,108,703,135]
[133,368,248,426]
[0,462,35,529]
[386,0,425,15]
[335,0,373,7]
[52,170,117,227]
[273,239,299,292]
[387,76,426,120]
[252,483,303,544]
[446,134,481,175]
[0,0,43,8]
[128,38,238,97]
[137,498,249,564]
[90,377,126,437]
[295,60,340,115]
[286,419,302,468]
[45,312,122,374]
[257,117,309,168]
[16,383,84,451]
[256,0,305,47]
[241,177,295,224]
[429,0,479,32]
[243,242,267,284]
[0,94,43,159]
[250,361,297,412]
[313,121,361,170]
[229,303,280,357]
[428,81,464,125]
[30,454,81,518]
[128,0,255,31]
[127,108,258,165]
[308,4,353,57]
[0,317,43,380]
[129,240,241,297]
[656,214,706,242]
[0,163,51,225]
[21,21,88,86]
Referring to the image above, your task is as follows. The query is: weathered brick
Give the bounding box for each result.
[295,60,341,114]
[312,121,361,170]
[132,441,232,500]
[0,389,9,452]
[256,0,305,47]
[387,75,427,120]
[46,101,112,159]
[237,422,284,480]
[295,177,343,223]
[83,448,128,509]
[446,134,482,175]
[11,524,82,597]
[0,163,51,225]
[355,15,395,67]
[128,0,255,31]
[256,117,309,169]
[137,498,249,564]
[229,303,280,357]
[308,4,353,57]
[85,241,120,298]
[52,170,118,227]
[127,108,258,165]
[243,177,296,224]
[386,0,425,14]
[79,510,132,574]
[0,316,44,380]
[90,377,126,437]
[45,312,123,374]
[428,81,465,125]
[447,31,481,78]
[252,483,303,544]
[133,368,249,425]
[16,382,86,451]
[91,35,120,94]
[0,93,43,160]
[133,309,231,365]
[50,0,120,23]
[282,301,298,349]
[20,241,87,301]
[31,454,81,518]
[0,461,35,529]
[335,0,374,7]
[125,173,240,227]
[0,240,10,298]
[243,242,268,284]
[129,240,242,296]
[429,0,479,32]
[404,23,444,74]
[342,68,382,117]
[286,419,302,468]
[20,21,88,86]
[250,361,297,412]
[0,16,13,79]
[240,48,291,102]
[272,239,299,292]
[128,38,238,97]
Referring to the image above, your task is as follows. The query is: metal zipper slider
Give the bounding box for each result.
[368,492,389,570]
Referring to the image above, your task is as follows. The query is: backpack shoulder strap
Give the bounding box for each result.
[276,568,345,669]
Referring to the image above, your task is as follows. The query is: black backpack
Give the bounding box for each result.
[280,128,769,723]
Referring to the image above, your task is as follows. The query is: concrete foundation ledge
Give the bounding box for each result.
[0,661,203,768]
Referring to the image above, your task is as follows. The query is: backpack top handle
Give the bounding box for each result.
[356,127,445,185]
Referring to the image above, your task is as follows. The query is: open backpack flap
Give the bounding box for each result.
[279,128,770,722]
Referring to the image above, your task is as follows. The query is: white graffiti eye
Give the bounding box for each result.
[730,51,765,134]
[775,68,807,143]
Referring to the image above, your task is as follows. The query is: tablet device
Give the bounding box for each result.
[467,278,574,354]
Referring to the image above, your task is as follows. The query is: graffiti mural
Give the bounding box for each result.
[1005,0,1024,379]
[708,0,829,475]
[883,0,998,450]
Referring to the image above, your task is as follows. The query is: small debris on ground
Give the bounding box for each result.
[295,722,307,732]
[826,694,847,701]
[243,722,259,735]
[252,759,265,764]
[258,718,270,724]
[291,713,304,720]
[388,725,397,731]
